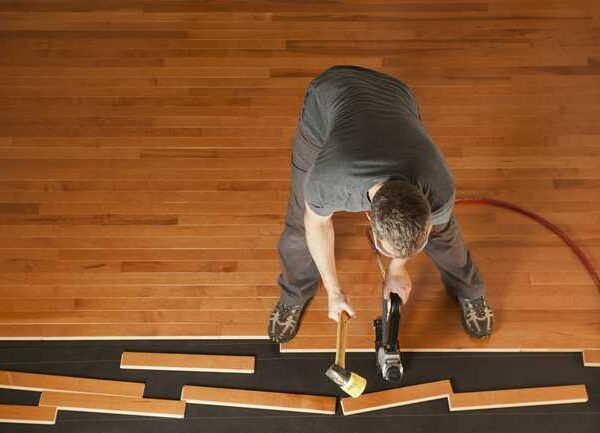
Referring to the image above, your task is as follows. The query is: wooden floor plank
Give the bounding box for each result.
[0,371,144,397]
[39,392,186,419]
[0,323,264,340]
[181,385,336,414]
[0,404,57,425]
[282,335,600,353]
[281,306,600,351]
[448,384,588,411]
[120,351,255,373]
[342,382,588,415]
[341,380,452,415]
[582,350,600,367]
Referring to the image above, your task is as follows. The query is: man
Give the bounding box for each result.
[268,65,493,344]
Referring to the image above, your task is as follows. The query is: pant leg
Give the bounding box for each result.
[424,214,485,300]
[277,125,322,306]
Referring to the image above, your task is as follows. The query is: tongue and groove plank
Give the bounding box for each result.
[0,283,593,302]
[341,382,588,415]
[0,323,265,339]
[0,258,591,274]
[448,384,589,411]
[582,350,600,367]
[120,352,255,373]
[282,334,600,353]
[0,371,144,397]
[0,268,591,285]
[0,404,57,425]
[282,308,600,351]
[39,392,186,418]
[0,310,598,349]
[341,380,453,415]
[181,385,336,414]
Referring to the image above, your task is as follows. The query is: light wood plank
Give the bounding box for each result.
[341,380,452,415]
[0,370,144,397]
[39,391,185,418]
[448,384,588,411]
[0,323,264,340]
[120,351,255,373]
[0,404,56,425]
[181,385,336,414]
[282,335,600,353]
[582,350,600,367]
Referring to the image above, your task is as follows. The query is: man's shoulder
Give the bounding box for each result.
[303,163,351,216]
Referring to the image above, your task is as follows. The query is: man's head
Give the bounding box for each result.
[369,180,432,259]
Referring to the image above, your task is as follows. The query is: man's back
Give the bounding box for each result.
[301,65,455,225]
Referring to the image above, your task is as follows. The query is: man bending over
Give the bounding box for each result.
[268,65,493,343]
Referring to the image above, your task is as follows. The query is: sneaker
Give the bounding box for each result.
[268,301,306,343]
[457,296,493,339]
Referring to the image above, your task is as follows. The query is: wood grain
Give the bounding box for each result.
[341,380,452,415]
[39,391,186,418]
[0,0,599,352]
[0,404,57,425]
[120,351,255,373]
[342,381,588,414]
[582,350,600,367]
[0,370,144,397]
[181,385,336,414]
[448,384,588,411]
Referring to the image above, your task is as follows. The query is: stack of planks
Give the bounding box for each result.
[0,352,258,424]
[0,369,184,424]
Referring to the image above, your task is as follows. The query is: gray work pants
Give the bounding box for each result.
[277,124,485,306]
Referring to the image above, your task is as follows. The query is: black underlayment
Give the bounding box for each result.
[0,340,598,433]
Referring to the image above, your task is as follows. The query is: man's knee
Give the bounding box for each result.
[278,225,307,253]
[428,215,462,247]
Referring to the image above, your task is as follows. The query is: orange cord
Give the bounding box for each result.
[455,197,600,294]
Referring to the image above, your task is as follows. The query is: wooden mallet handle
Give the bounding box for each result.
[335,311,349,368]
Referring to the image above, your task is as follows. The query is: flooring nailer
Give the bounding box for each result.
[365,226,405,382]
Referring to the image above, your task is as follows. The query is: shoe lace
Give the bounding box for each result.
[464,297,489,321]
[279,303,301,317]
[273,303,302,336]
[274,303,302,327]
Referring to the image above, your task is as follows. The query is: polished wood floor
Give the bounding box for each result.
[0,0,598,351]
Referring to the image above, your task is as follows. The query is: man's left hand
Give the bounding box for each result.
[383,265,412,305]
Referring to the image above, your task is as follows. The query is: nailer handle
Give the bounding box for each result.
[383,293,402,347]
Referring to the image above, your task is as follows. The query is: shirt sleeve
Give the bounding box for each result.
[302,166,332,216]
[299,83,329,147]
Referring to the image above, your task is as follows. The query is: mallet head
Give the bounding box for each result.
[325,364,367,398]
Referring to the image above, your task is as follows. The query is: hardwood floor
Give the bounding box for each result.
[0,0,599,351]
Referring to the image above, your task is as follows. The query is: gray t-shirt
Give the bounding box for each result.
[301,65,455,225]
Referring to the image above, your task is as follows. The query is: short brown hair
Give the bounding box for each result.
[370,180,431,258]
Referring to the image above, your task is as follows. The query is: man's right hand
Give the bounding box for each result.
[327,290,356,322]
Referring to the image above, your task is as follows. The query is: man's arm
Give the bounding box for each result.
[304,201,355,321]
